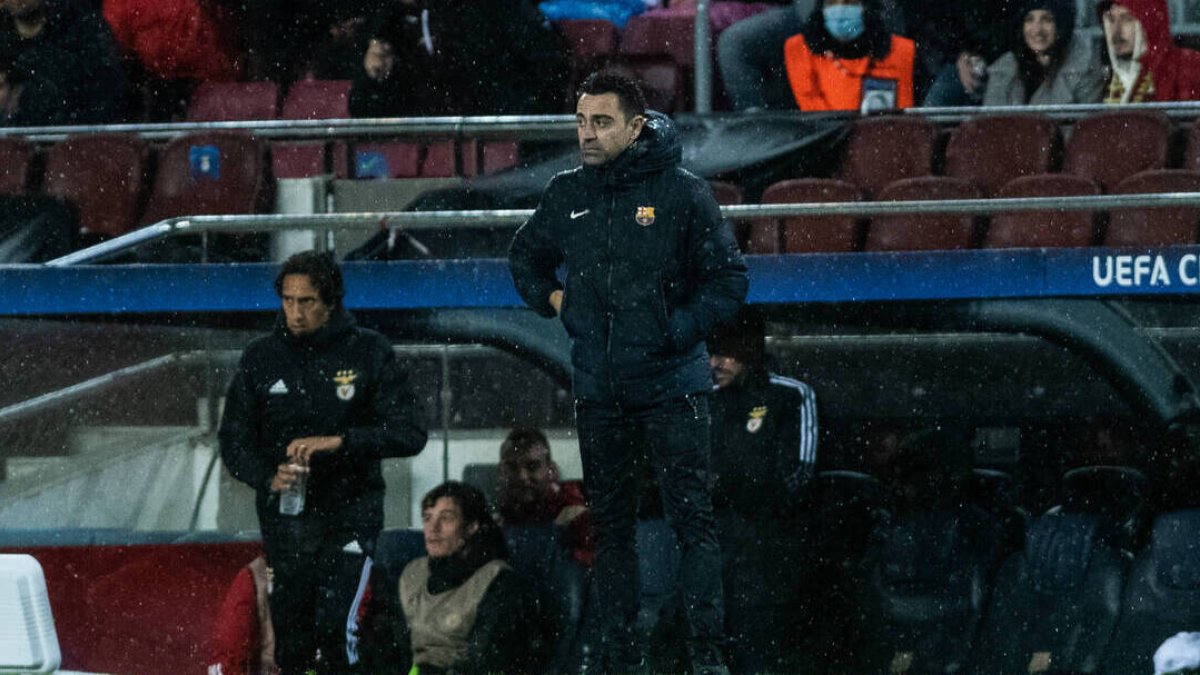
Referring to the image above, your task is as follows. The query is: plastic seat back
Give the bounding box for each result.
[44,134,147,238]
[837,116,936,199]
[0,137,33,196]
[1064,110,1170,191]
[985,174,1100,249]
[867,177,979,251]
[619,13,695,66]
[755,178,862,253]
[1106,170,1200,247]
[273,80,352,178]
[946,114,1060,197]
[281,79,351,120]
[558,19,617,65]
[187,81,279,122]
[142,132,264,224]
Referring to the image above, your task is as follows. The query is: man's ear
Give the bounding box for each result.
[467,522,479,537]
[630,114,647,138]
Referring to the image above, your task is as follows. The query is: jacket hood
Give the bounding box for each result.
[274,306,356,349]
[1016,0,1077,51]
[588,109,682,188]
[1097,0,1173,59]
[801,0,893,60]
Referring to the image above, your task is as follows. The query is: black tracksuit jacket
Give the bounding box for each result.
[219,309,427,543]
[509,111,749,407]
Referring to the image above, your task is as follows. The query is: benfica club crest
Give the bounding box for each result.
[334,370,358,401]
[635,206,656,226]
[746,406,767,433]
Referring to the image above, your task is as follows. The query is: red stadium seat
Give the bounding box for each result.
[558,19,618,65]
[43,134,147,238]
[606,58,685,113]
[945,114,1060,197]
[985,174,1100,249]
[1183,122,1200,172]
[709,180,743,206]
[755,178,862,253]
[420,141,457,177]
[1106,170,1200,247]
[1063,110,1170,192]
[620,13,695,66]
[186,81,279,122]
[280,80,351,120]
[837,115,936,199]
[141,132,264,224]
[0,137,33,195]
[462,140,520,178]
[274,80,352,178]
[866,177,979,251]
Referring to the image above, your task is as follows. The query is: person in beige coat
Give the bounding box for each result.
[984,0,1106,106]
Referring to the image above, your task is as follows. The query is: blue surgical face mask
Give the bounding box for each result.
[823,4,865,42]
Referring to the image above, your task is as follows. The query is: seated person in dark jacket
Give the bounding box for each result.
[374,481,545,675]
[0,56,68,126]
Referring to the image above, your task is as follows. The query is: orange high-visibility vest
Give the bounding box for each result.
[784,33,915,112]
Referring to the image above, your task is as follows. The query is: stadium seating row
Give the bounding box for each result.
[719,110,1200,251]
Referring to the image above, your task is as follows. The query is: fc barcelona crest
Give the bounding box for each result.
[635,206,656,226]
[746,406,767,433]
[334,370,358,401]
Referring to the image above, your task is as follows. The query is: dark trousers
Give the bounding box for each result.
[576,393,727,667]
[263,518,374,674]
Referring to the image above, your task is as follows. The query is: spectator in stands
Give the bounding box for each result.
[373,481,546,674]
[237,0,381,84]
[349,0,568,118]
[784,0,916,112]
[0,0,129,123]
[1098,0,1200,103]
[218,251,428,674]
[707,310,818,672]
[0,55,68,125]
[495,428,593,566]
[983,0,1106,106]
[908,1,1021,106]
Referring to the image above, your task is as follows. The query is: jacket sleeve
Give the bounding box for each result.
[509,180,565,317]
[777,380,819,500]
[344,341,428,459]
[668,180,749,352]
[207,566,259,675]
[461,570,547,675]
[218,359,275,492]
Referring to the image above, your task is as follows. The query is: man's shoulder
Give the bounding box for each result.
[766,373,816,401]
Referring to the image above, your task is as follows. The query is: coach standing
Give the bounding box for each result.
[509,72,747,674]
[219,251,427,674]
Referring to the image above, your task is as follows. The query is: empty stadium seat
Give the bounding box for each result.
[353,142,421,179]
[836,115,936,199]
[708,180,743,206]
[0,137,33,195]
[43,134,147,239]
[866,177,980,251]
[141,132,265,237]
[558,19,618,71]
[607,58,685,113]
[1060,465,1150,550]
[754,178,862,253]
[272,80,352,179]
[186,81,279,122]
[970,513,1125,674]
[985,174,1100,249]
[945,114,1060,197]
[620,13,695,66]
[1063,110,1171,192]
[462,140,520,178]
[1106,170,1200,247]
[1104,509,1200,673]
[420,141,457,178]
[1184,122,1200,172]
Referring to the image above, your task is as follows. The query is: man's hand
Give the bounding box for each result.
[549,290,563,315]
[271,462,306,493]
[956,52,984,93]
[286,436,343,464]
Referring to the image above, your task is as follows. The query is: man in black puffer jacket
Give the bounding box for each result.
[219,251,428,674]
[509,71,747,674]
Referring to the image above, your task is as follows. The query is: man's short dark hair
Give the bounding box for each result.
[578,71,647,120]
[500,428,551,457]
[274,251,345,309]
[422,480,509,561]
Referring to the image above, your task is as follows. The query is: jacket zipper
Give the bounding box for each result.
[604,191,616,400]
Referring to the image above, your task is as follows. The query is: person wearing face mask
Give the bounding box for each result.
[1097,0,1200,104]
[983,0,1106,106]
[784,0,915,112]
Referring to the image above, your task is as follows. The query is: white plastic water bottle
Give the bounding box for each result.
[279,464,309,516]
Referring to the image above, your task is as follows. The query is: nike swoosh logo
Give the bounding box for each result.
[570,209,589,219]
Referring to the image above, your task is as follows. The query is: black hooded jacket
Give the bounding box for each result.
[219,308,427,539]
[509,111,748,407]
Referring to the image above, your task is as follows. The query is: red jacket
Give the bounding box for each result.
[1099,0,1200,101]
[104,0,241,81]
[785,33,915,112]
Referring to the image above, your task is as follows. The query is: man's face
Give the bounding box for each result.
[499,444,553,507]
[363,38,395,81]
[576,92,645,167]
[423,496,477,558]
[709,353,746,389]
[1023,9,1057,56]
[280,274,332,336]
[1103,3,1140,59]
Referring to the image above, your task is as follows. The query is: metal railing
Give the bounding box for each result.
[47,192,1200,266]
